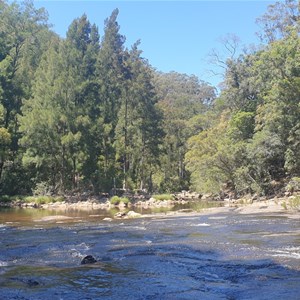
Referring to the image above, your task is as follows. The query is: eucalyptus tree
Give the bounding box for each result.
[256,0,299,43]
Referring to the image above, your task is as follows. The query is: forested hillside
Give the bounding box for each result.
[0,0,299,198]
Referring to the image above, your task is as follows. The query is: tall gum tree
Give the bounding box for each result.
[115,41,163,191]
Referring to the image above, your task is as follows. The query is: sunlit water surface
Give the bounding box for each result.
[0,206,300,299]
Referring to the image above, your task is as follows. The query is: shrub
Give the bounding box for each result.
[24,196,50,204]
[0,195,25,203]
[110,196,130,205]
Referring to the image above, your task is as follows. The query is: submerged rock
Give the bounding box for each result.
[126,211,142,218]
[81,255,97,265]
[36,215,74,222]
[27,279,39,287]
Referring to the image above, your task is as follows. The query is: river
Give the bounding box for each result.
[0,206,300,299]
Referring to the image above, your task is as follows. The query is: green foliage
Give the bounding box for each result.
[152,194,174,201]
[110,196,130,205]
[228,112,255,141]
[32,181,54,196]
[0,127,10,146]
[0,127,11,168]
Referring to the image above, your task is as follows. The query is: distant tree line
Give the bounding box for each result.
[0,0,299,198]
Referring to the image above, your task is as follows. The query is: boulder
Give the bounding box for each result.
[81,255,97,265]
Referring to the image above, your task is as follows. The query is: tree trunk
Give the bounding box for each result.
[123,92,128,190]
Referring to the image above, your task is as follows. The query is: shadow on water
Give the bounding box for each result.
[1,243,300,300]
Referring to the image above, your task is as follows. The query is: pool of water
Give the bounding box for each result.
[0,207,300,299]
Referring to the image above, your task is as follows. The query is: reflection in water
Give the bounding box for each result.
[0,206,300,299]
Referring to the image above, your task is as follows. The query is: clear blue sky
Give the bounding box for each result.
[34,0,274,87]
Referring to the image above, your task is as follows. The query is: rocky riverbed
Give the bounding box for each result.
[0,202,300,300]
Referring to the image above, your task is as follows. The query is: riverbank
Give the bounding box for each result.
[1,192,299,220]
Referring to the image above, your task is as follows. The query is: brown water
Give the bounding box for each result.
[0,206,300,299]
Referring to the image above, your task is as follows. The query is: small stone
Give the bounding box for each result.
[114,211,127,219]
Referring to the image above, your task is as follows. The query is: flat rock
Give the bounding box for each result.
[127,211,142,218]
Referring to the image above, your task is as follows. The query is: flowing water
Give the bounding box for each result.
[0,206,300,299]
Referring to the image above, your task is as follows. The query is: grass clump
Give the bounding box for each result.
[110,195,130,205]
[288,195,300,210]
[24,196,64,205]
[152,194,174,201]
[0,195,65,206]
